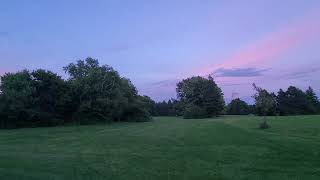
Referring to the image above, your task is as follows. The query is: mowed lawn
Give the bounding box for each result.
[0,116,320,180]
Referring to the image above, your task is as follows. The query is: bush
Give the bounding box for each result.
[259,121,270,129]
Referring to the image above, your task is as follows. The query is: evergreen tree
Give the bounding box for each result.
[305,87,319,114]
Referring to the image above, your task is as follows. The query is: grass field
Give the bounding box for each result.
[0,115,320,180]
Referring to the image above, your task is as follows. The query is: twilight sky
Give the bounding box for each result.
[1,0,320,103]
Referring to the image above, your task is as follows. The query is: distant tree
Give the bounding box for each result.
[154,99,184,116]
[277,89,287,116]
[177,76,224,118]
[167,100,174,115]
[253,84,277,129]
[305,86,319,114]
[227,98,249,115]
[277,86,317,115]
[155,101,169,116]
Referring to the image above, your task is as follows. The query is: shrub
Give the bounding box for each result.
[259,121,270,129]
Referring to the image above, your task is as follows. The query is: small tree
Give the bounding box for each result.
[252,83,276,129]
[227,98,249,115]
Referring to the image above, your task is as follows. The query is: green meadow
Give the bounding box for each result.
[0,115,320,180]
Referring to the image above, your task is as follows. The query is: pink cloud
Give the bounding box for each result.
[197,8,320,76]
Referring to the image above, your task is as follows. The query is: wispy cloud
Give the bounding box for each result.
[213,67,270,77]
[150,79,179,87]
[143,8,320,101]
[196,7,320,76]
[219,82,252,87]
[281,65,320,80]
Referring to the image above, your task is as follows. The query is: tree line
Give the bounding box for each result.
[0,58,319,129]
[153,82,320,117]
[0,58,153,128]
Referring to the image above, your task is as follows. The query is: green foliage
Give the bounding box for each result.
[154,99,182,116]
[306,86,319,114]
[183,104,208,119]
[0,70,69,128]
[172,99,185,116]
[227,98,249,115]
[177,75,225,119]
[252,84,277,129]
[139,95,156,116]
[31,69,72,124]
[252,83,277,117]
[277,86,319,115]
[63,57,151,123]
[248,104,256,114]
[0,70,34,128]
[0,58,151,128]
[154,101,170,116]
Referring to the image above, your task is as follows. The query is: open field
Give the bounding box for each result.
[0,115,320,180]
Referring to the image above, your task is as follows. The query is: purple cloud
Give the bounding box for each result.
[213,68,270,77]
[281,66,320,80]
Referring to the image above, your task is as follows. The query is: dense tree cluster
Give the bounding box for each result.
[277,86,319,115]
[0,58,152,129]
[251,85,319,116]
[154,99,184,116]
[225,85,319,117]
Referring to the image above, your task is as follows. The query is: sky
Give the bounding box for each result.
[1,0,320,103]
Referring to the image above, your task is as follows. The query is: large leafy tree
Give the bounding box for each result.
[30,69,72,125]
[0,70,34,128]
[177,76,224,118]
[63,57,150,123]
[0,70,69,128]
[227,98,249,115]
